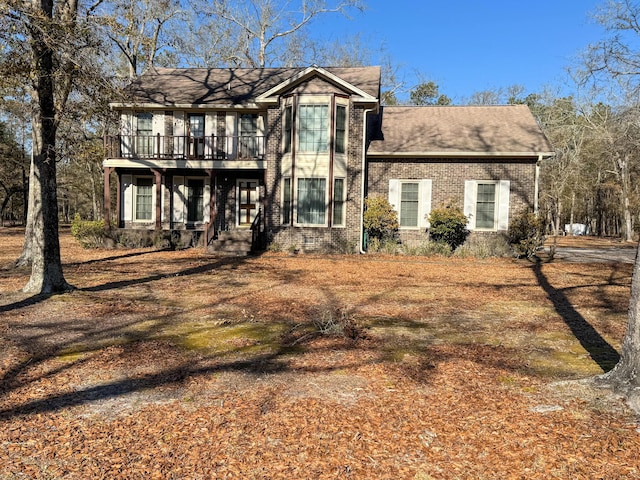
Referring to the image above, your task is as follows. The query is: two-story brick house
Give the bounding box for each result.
[103,65,554,253]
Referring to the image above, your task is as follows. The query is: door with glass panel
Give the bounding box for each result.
[237,180,259,226]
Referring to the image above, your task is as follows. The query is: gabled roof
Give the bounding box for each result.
[115,66,381,108]
[368,105,554,157]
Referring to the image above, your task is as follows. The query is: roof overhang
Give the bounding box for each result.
[256,66,378,106]
[109,102,263,110]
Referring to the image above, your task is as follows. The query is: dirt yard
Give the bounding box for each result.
[0,228,639,479]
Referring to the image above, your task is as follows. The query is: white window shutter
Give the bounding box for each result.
[120,112,132,156]
[173,111,185,157]
[226,112,237,159]
[420,179,432,228]
[173,176,184,223]
[151,178,157,221]
[464,180,477,230]
[122,174,132,221]
[205,113,216,158]
[204,177,211,223]
[497,180,510,231]
[388,179,399,211]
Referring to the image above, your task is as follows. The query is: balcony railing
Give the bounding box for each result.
[104,134,266,161]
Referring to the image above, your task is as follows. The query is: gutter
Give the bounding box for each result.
[360,106,377,254]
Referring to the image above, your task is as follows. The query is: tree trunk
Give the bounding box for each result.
[15,157,36,267]
[602,241,640,390]
[22,0,72,293]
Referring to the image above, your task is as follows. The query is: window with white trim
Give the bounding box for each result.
[335,105,347,154]
[388,179,432,229]
[134,177,153,221]
[299,105,328,153]
[136,112,153,156]
[282,177,292,225]
[464,180,510,231]
[187,178,204,222]
[297,178,326,225]
[332,178,345,226]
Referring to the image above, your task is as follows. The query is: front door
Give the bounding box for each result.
[237,180,259,226]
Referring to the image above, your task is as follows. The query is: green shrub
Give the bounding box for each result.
[508,210,545,259]
[364,196,399,242]
[71,214,105,248]
[428,205,469,250]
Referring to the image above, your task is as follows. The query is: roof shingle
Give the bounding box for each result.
[122,67,381,106]
[368,105,554,156]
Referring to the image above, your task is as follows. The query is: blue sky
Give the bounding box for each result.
[319,0,606,102]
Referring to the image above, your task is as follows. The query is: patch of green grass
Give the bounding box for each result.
[161,321,290,355]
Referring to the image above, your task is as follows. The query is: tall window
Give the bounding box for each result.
[239,113,258,157]
[335,106,346,154]
[299,105,328,152]
[297,178,326,224]
[283,106,292,154]
[282,177,292,224]
[135,177,153,221]
[332,178,345,226]
[400,182,419,227]
[136,112,153,156]
[187,179,204,222]
[476,183,496,229]
[189,114,205,158]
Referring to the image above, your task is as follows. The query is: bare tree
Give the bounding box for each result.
[94,0,182,78]
[200,0,365,68]
[580,0,640,403]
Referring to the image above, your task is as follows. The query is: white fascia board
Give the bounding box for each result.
[256,66,378,105]
[109,102,262,110]
[103,158,266,170]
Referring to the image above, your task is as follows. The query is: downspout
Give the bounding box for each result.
[359,106,376,254]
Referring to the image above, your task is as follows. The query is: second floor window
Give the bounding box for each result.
[336,106,346,154]
[299,105,328,153]
[136,112,153,156]
[240,113,258,158]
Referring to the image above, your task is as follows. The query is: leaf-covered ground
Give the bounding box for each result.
[0,228,638,479]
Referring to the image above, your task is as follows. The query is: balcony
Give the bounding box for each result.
[104,134,266,166]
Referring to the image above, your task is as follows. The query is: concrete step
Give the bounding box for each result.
[209,229,253,255]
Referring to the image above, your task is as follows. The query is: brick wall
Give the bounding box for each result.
[367,157,538,244]
[266,102,368,253]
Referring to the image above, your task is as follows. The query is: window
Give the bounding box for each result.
[476,183,496,229]
[463,180,510,231]
[282,177,292,224]
[299,105,328,152]
[239,113,258,158]
[283,106,292,154]
[136,112,153,156]
[335,105,347,154]
[388,179,432,229]
[135,177,153,221]
[333,178,345,226]
[189,114,205,158]
[187,179,204,222]
[297,178,326,225]
[400,182,420,227]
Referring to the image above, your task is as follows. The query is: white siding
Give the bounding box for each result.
[419,179,432,228]
[173,176,185,223]
[497,180,510,231]
[463,180,477,230]
[121,174,132,221]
